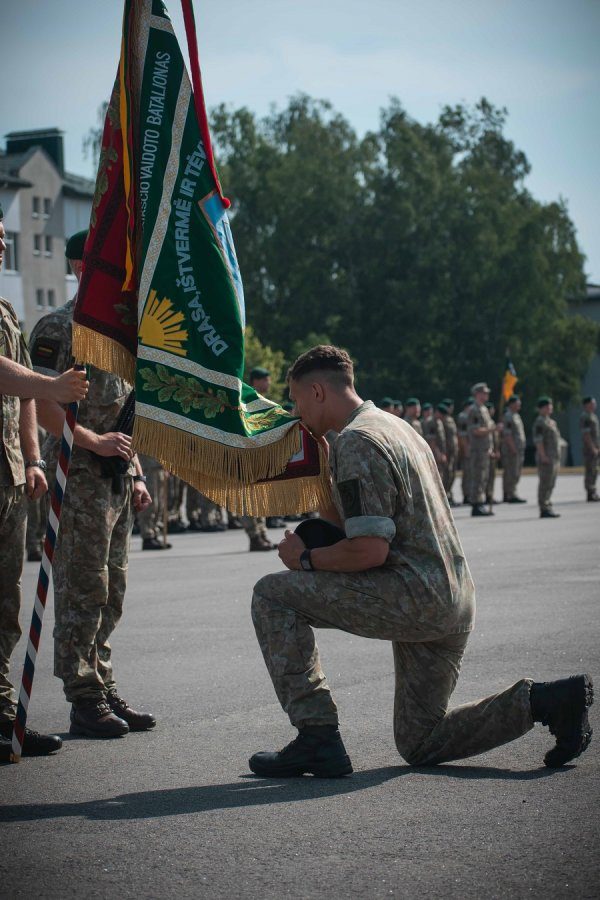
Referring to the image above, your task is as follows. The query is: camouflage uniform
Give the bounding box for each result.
[467,402,493,505]
[457,409,470,503]
[580,409,599,495]
[422,414,446,480]
[501,407,526,500]
[136,453,166,540]
[533,414,561,512]
[30,299,135,705]
[486,419,500,503]
[242,516,270,541]
[0,298,30,723]
[405,415,423,437]
[252,402,534,765]
[442,412,458,502]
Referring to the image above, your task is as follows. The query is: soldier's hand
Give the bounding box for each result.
[133,482,152,512]
[52,368,89,404]
[95,432,133,460]
[278,529,305,570]
[26,466,48,500]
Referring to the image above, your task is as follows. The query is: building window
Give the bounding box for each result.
[43,198,52,219]
[36,289,45,309]
[33,234,42,255]
[47,289,56,308]
[44,235,52,257]
[2,232,19,271]
[32,196,40,218]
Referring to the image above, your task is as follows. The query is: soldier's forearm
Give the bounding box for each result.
[19,398,41,460]
[35,398,99,452]
[0,356,58,400]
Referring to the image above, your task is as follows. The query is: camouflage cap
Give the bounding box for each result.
[471,382,490,394]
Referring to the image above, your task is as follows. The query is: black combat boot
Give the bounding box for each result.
[249,536,277,551]
[587,491,600,502]
[507,496,527,503]
[540,508,560,518]
[530,674,593,767]
[0,720,62,756]
[142,536,172,550]
[70,699,129,738]
[471,504,493,517]
[249,725,353,778]
[107,690,156,731]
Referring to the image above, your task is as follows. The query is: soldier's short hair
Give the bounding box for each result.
[287,345,354,388]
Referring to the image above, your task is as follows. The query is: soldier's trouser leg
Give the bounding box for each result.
[52,474,132,704]
[486,459,497,500]
[470,452,489,505]
[242,516,269,541]
[502,451,518,498]
[252,571,533,763]
[137,468,161,540]
[392,637,533,765]
[461,457,470,502]
[583,453,598,493]
[445,457,456,498]
[97,487,134,693]
[537,461,558,511]
[0,485,27,722]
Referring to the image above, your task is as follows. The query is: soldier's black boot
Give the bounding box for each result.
[540,507,560,518]
[0,720,62,755]
[70,699,129,738]
[471,504,493,516]
[587,491,600,502]
[106,690,156,731]
[530,674,593,767]
[249,725,353,778]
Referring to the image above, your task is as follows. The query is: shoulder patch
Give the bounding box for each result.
[29,336,62,372]
[337,478,362,519]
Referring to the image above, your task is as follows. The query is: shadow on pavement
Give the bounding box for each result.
[0,763,567,823]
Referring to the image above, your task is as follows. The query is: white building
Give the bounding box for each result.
[0,128,94,336]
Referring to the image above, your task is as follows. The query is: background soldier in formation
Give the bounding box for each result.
[533,396,561,518]
[467,383,494,516]
[422,402,447,480]
[485,400,500,505]
[31,232,156,738]
[441,399,459,506]
[136,453,171,549]
[404,398,422,435]
[457,398,472,505]
[580,396,599,502]
[501,394,526,503]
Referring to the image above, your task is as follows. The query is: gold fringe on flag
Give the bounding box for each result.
[133,415,332,516]
[73,322,136,384]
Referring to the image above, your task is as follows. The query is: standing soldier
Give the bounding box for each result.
[501,394,526,503]
[457,397,473,505]
[467,383,494,517]
[423,403,447,479]
[580,396,599,502]
[242,367,278,550]
[136,454,172,549]
[533,396,561,518]
[404,398,422,436]
[441,399,459,507]
[485,400,501,506]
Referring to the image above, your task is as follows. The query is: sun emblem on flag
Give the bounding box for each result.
[139,290,188,357]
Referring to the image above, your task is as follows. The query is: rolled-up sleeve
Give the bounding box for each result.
[332,433,397,542]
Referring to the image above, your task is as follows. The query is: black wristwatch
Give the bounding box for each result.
[300,549,314,571]
[24,459,47,471]
[133,474,147,483]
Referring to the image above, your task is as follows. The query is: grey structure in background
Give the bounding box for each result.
[0,128,93,335]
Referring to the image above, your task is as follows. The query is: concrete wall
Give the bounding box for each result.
[0,187,25,322]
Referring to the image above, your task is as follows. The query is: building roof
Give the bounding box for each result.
[0,147,94,197]
[63,170,95,199]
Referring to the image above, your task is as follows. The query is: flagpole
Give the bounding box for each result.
[10,381,83,762]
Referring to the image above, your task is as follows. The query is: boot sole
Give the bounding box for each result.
[70,722,129,739]
[249,756,353,778]
[544,674,594,767]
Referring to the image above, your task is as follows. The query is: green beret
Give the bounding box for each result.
[421,402,432,411]
[442,398,454,406]
[65,230,88,260]
[537,395,552,407]
[462,397,473,408]
[437,402,448,413]
[405,397,420,407]
[508,394,520,404]
[379,397,395,408]
[583,395,594,405]
[250,366,270,380]
[0,203,4,221]
[393,400,403,408]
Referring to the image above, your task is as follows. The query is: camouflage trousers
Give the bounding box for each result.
[460,454,471,503]
[50,471,134,704]
[486,457,498,502]
[252,571,533,765]
[501,448,524,499]
[242,516,269,541]
[137,465,166,540]
[443,455,456,500]
[0,484,27,722]
[583,452,598,493]
[469,450,490,505]
[188,489,227,529]
[537,460,559,511]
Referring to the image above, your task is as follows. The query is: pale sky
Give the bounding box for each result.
[2,0,598,280]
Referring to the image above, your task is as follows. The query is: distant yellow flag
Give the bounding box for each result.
[502,357,518,402]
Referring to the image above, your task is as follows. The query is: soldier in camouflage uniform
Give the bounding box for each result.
[501,394,526,503]
[467,383,494,516]
[457,397,472,505]
[1,209,88,759]
[248,346,593,777]
[580,396,599,502]
[485,400,500,505]
[441,399,458,506]
[136,453,171,549]
[242,367,278,550]
[533,396,561,518]
[404,398,422,436]
[30,231,156,739]
[422,402,447,480]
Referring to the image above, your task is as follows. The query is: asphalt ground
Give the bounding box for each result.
[1,472,598,899]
